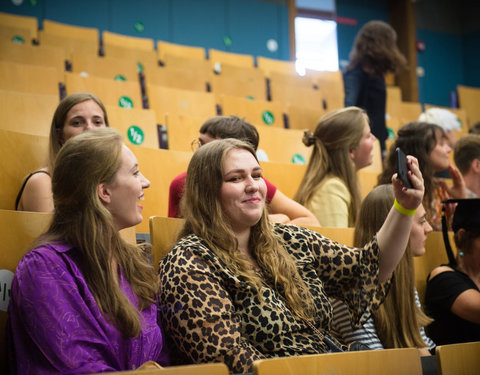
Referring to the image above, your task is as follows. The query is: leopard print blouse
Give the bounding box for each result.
[158,224,389,373]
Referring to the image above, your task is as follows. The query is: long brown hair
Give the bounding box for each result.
[354,184,432,348]
[378,122,445,222]
[181,138,315,321]
[347,20,407,76]
[48,92,109,171]
[294,107,366,226]
[40,128,157,338]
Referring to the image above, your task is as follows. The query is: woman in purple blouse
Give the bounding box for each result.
[7,128,169,374]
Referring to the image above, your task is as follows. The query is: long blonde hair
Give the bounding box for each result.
[39,128,157,338]
[294,107,366,226]
[354,184,432,348]
[181,138,315,321]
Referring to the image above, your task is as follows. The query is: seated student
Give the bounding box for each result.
[454,134,480,198]
[7,128,168,374]
[378,122,466,231]
[15,92,108,212]
[158,138,424,373]
[419,108,462,178]
[331,184,435,356]
[294,107,376,227]
[424,198,480,345]
[168,115,320,226]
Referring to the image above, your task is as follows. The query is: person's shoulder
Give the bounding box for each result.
[24,169,51,190]
[273,223,321,243]
[318,177,349,195]
[429,265,455,280]
[170,171,187,187]
[16,242,73,277]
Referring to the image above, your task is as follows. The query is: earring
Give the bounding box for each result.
[459,251,465,257]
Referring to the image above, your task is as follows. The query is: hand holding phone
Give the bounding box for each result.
[396,147,413,189]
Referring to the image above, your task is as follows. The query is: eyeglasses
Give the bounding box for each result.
[190,138,202,152]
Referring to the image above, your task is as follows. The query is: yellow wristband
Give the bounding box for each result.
[394,199,417,216]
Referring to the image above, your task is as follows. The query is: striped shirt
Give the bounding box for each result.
[331,289,435,351]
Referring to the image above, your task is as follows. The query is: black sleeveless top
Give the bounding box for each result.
[15,170,51,210]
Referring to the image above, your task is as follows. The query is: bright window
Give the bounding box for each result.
[295,17,339,75]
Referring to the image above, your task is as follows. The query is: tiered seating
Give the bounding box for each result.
[146,65,210,92]
[0,129,48,210]
[0,90,58,136]
[260,161,306,198]
[102,31,158,75]
[253,347,422,375]
[71,52,139,82]
[0,11,38,43]
[208,48,255,68]
[256,126,310,164]
[435,341,480,375]
[65,72,143,109]
[133,147,192,233]
[0,40,65,81]
[457,84,480,127]
[106,106,160,149]
[146,84,217,120]
[108,363,229,374]
[257,56,297,77]
[0,61,59,95]
[305,68,345,111]
[220,95,284,128]
[157,40,206,62]
[39,19,99,57]
[164,113,207,153]
[286,104,325,131]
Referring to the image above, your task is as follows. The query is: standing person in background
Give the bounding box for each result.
[7,128,169,374]
[294,107,376,227]
[169,115,320,226]
[331,184,435,356]
[15,92,108,212]
[344,20,407,156]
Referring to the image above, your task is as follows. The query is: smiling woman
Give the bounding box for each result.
[7,128,168,374]
[158,137,426,373]
[15,92,109,212]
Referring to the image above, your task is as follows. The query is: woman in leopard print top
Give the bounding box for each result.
[158,138,424,373]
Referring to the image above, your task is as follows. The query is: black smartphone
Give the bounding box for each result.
[395,147,413,189]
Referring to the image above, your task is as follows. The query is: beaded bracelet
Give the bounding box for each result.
[394,198,417,216]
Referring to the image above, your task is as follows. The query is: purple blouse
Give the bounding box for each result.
[7,242,169,374]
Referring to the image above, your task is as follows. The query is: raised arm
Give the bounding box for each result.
[377,156,424,282]
[268,190,320,226]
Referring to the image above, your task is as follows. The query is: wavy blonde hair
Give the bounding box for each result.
[354,184,432,348]
[180,138,316,321]
[294,107,367,226]
[38,128,157,338]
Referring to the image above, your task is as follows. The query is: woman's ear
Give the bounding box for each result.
[97,183,111,204]
[349,147,356,161]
